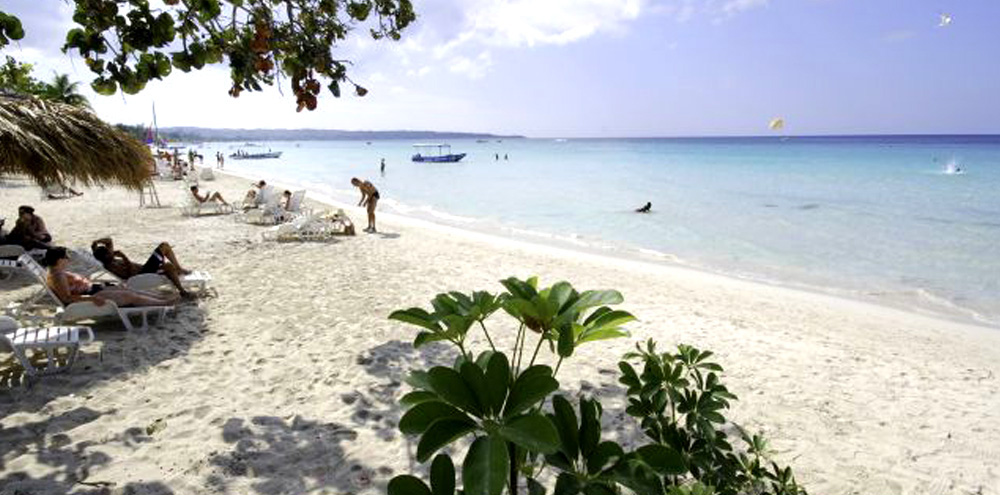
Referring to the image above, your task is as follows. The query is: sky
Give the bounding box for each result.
[3,0,999,137]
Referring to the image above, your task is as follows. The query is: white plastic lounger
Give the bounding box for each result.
[17,254,172,331]
[1,316,94,377]
[262,210,355,242]
[69,249,212,293]
[180,191,233,217]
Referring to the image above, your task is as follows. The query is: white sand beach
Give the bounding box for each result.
[2,172,999,495]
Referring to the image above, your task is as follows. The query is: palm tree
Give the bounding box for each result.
[43,73,89,108]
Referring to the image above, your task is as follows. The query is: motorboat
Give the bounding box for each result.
[411,143,466,163]
[230,149,282,160]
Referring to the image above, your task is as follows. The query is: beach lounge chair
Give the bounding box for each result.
[238,186,284,224]
[280,190,312,221]
[242,189,311,225]
[180,192,233,217]
[0,245,46,280]
[16,254,173,331]
[69,249,212,293]
[1,315,94,377]
[262,210,356,242]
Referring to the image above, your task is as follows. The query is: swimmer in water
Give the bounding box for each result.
[636,202,652,213]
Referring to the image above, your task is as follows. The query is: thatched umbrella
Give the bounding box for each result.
[0,94,152,190]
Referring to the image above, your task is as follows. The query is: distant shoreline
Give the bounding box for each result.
[153,127,525,142]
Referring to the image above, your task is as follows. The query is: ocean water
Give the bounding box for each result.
[203,136,1000,328]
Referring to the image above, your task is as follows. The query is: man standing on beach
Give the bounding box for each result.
[351,178,380,233]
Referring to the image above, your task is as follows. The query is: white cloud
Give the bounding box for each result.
[456,0,645,48]
[647,0,769,23]
[448,51,493,79]
[719,0,769,17]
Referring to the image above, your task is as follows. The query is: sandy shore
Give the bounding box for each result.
[1,172,998,495]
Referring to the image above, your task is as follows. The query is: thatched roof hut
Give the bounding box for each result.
[0,94,152,190]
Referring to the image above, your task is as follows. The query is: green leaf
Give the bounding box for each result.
[500,277,538,300]
[577,327,630,344]
[390,308,443,332]
[415,331,451,348]
[554,472,583,495]
[430,453,456,495]
[484,352,511,413]
[462,435,509,495]
[582,484,617,495]
[578,397,601,456]
[401,391,444,407]
[550,395,579,460]
[388,475,432,495]
[635,444,687,475]
[428,366,482,416]
[407,370,433,391]
[460,362,491,415]
[527,477,547,495]
[548,281,577,313]
[586,441,624,475]
[567,290,623,316]
[417,419,477,462]
[499,414,559,454]
[557,323,574,357]
[399,401,473,435]
[583,310,635,334]
[504,365,558,419]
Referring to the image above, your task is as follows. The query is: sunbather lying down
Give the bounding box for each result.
[189,185,229,206]
[44,247,178,308]
[91,238,194,298]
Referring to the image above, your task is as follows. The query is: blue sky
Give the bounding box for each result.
[3,0,998,137]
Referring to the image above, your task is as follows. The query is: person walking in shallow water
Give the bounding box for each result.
[380,158,386,177]
[351,177,380,233]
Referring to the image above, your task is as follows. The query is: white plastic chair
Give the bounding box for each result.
[16,254,172,331]
[1,316,94,377]
[69,248,212,293]
[180,190,233,217]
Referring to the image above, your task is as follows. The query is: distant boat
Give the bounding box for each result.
[476,139,488,143]
[412,143,466,163]
[230,149,282,160]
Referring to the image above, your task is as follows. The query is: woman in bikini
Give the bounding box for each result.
[44,247,178,308]
[351,177,380,233]
[91,238,193,298]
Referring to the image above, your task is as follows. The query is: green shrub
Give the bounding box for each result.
[387,277,807,495]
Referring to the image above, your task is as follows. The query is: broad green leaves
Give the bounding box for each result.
[464,436,509,495]
[387,279,807,495]
[53,0,416,109]
[499,277,634,359]
[390,290,504,353]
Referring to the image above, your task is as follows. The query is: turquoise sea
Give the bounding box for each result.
[203,135,1000,328]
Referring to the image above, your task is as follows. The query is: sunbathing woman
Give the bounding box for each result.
[189,185,230,206]
[351,177,380,233]
[91,238,193,298]
[44,247,178,308]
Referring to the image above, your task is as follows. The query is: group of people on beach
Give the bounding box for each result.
[1,205,198,310]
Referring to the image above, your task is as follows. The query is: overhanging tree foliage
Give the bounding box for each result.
[0,0,415,111]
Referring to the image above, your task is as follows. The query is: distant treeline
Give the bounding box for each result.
[150,127,524,142]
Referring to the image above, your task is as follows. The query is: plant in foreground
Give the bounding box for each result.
[387,277,807,495]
